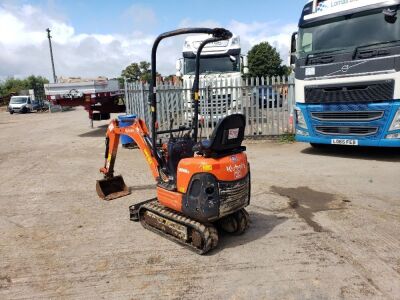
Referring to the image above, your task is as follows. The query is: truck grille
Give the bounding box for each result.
[315,126,378,136]
[201,94,232,115]
[218,175,249,217]
[310,111,384,121]
[305,80,394,103]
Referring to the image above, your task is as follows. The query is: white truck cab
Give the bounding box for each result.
[177,34,247,79]
[176,34,248,123]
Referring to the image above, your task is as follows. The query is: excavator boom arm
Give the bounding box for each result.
[100,118,160,180]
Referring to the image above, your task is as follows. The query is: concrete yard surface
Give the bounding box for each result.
[0,108,399,299]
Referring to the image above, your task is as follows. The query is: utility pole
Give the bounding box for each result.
[46,28,57,83]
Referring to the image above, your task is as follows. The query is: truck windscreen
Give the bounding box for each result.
[298,8,400,58]
[184,55,240,75]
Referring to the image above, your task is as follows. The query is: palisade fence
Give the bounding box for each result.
[124,75,295,138]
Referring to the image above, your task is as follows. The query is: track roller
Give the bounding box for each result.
[135,200,219,255]
[218,208,250,235]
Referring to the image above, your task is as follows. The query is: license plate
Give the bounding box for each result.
[331,139,358,146]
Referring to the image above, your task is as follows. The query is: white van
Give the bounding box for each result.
[8,96,35,114]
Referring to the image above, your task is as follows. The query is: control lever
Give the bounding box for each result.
[169,118,174,139]
[199,117,204,140]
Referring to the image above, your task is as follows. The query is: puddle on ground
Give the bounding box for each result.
[270,186,345,232]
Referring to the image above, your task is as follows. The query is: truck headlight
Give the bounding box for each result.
[231,36,240,45]
[295,107,308,129]
[296,128,309,136]
[389,109,400,131]
[386,133,400,139]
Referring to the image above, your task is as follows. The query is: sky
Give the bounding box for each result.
[0,0,306,80]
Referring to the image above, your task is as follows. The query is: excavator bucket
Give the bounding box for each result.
[96,175,130,200]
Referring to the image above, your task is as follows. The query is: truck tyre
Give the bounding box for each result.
[9,110,14,114]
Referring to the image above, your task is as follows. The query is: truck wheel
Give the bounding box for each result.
[21,107,28,114]
[9,110,14,114]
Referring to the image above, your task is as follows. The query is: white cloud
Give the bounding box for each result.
[0,3,158,80]
[0,3,297,80]
[229,20,297,64]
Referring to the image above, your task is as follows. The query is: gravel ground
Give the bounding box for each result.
[0,108,399,299]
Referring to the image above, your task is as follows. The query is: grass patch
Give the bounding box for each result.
[279,133,295,144]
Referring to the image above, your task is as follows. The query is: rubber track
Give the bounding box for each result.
[138,200,219,255]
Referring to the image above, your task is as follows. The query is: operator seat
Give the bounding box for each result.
[193,114,246,158]
[166,137,195,181]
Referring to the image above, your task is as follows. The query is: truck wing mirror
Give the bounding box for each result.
[291,31,298,53]
[290,32,298,66]
[176,59,182,71]
[383,7,397,23]
[290,54,297,65]
[241,55,249,74]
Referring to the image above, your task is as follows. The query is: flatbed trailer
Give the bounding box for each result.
[44,78,125,127]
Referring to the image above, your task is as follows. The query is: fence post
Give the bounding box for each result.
[288,74,295,133]
[124,78,129,114]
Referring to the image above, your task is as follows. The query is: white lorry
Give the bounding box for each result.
[291,0,400,147]
[176,34,248,122]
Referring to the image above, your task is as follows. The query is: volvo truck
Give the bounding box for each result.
[291,0,400,147]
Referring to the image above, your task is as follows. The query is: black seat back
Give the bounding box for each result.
[167,137,195,181]
[207,114,246,153]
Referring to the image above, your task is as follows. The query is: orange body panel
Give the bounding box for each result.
[176,152,249,194]
[101,118,160,180]
[157,187,183,212]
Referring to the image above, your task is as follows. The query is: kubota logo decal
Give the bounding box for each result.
[226,163,246,179]
[178,168,190,174]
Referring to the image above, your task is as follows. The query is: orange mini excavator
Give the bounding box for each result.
[96,28,251,254]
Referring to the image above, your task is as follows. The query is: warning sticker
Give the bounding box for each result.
[228,128,239,140]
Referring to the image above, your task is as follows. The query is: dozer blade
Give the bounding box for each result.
[96,175,130,200]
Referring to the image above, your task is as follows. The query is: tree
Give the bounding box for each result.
[121,63,141,82]
[0,75,49,99]
[24,75,49,99]
[280,65,293,77]
[139,61,151,82]
[247,42,287,77]
[121,61,155,82]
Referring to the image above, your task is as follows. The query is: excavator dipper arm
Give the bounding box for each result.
[96,118,160,200]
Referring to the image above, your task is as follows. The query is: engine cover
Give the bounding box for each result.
[182,173,250,222]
